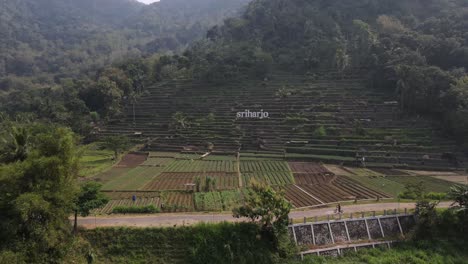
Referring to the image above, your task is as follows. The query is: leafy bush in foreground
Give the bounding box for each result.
[112,205,160,214]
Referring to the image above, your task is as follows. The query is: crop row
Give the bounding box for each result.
[333,177,391,199]
[282,185,322,208]
[385,176,456,193]
[293,172,335,185]
[102,191,160,200]
[116,153,148,168]
[141,157,174,167]
[298,184,353,203]
[93,197,161,214]
[242,172,294,186]
[160,192,194,212]
[281,175,392,208]
[240,161,290,172]
[102,166,163,191]
[143,172,239,191]
[164,160,237,172]
[288,162,332,174]
[345,168,384,177]
[194,191,243,211]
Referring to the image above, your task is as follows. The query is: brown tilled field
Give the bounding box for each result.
[142,172,239,191]
[293,173,335,185]
[282,185,323,208]
[288,162,334,174]
[161,192,194,212]
[116,152,148,168]
[280,162,392,208]
[288,162,335,185]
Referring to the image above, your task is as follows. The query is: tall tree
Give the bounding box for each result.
[0,123,80,263]
[100,135,130,159]
[0,125,29,163]
[233,179,291,232]
[73,182,109,233]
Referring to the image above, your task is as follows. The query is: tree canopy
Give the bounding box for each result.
[0,122,81,262]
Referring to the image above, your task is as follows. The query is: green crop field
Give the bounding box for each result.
[79,144,114,177]
[194,191,243,211]
[345,167,385,177]
[164,160,237,172]
[386,176,457,193]
[93,167,133,184]
[93,197,162,214]
[343,174,405,196]
[242,172,294,186]
[177,153,237,161]
[102,166,163,191]
[141,157,174,167]
[240,161,290,172]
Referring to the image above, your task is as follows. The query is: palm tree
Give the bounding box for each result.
[0,126,30,163]
[448,185,468,212]
[171,112,189,130]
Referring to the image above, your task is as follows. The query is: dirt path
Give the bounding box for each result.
[76,202,452,229]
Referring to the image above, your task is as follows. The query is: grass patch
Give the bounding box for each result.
[343,174,404,196]
[79,144,114,177]
[386,176,457,193]
[300,240,468,264]
[194,190,243,211]
[102,167,163,191]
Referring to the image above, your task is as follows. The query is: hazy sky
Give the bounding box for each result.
[136,0,160,4]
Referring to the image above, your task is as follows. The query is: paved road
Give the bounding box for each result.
[76,202,452,229]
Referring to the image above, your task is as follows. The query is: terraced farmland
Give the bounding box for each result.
[283,185,323,208]
[281,161,392,208]
[99,72,466,171]
[242,172,294,186]
[194,191,243,211]
[143,172,239,191]
[90,150,459,214]
[343,169,459,196]
[240,161,290,172]
[93,197,161,214]
[288,162,335,185]
[79,145,114,177]
[385,176,457,193]
[164,160,236,172]
[116,152,148,168]
[141,157,174,167]
[102,166,163,191]
[160,192,194,212]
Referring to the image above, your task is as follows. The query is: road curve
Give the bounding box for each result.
[76,202,452,229]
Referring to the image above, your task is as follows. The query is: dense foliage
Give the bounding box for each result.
[74,182,109,233]
[0,0,249,133]
[295,240,468,264]
[1,0,467,148]
[0,122,81,263]
[150,0,468,148]
[112,205,160,214]
[83,223,286,264]
[0,0,248,81]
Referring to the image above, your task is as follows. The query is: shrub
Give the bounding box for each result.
[398,182,426,200]
[424,192,447,200]
[112,205,160,214]
[313,126,327,137]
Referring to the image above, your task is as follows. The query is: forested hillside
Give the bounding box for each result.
[1,0,467,148]
[153,0,468,148]
[0,0,248,85]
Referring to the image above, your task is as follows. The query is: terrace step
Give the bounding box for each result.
[98,72,467,170]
